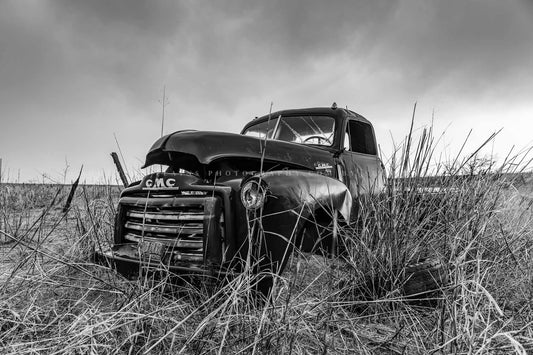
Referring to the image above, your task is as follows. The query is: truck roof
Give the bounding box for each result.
[242,106,372,133]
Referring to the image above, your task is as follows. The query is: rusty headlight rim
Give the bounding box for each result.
[240,179,267,210]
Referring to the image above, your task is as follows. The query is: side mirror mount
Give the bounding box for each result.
[333,147,345,158]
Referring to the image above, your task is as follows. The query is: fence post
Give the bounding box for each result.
[111,152,129,188]
[63,165,83,213]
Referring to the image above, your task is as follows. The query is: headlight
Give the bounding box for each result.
[240,180,267,210]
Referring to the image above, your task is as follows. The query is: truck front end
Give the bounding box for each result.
[97,172,236,277]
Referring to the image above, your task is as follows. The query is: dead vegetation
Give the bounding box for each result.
[1,129,532,354]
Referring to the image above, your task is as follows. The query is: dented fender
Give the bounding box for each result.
[244,170,351,278]
[258,170,351,222]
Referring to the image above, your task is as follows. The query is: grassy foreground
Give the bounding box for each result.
[1,133,532,354]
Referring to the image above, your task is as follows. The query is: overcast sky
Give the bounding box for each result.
[1,0,532,183]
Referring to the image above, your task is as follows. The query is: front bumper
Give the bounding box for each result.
[94,244,229,277]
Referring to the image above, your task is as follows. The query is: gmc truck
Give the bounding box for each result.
[97,104,386,292]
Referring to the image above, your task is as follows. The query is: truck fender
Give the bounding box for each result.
[245,170,352,280]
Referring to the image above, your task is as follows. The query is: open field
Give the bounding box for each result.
[1,162,533,353]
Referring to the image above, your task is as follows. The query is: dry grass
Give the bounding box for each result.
[1,129,532,354]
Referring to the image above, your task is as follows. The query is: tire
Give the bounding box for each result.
[402,259,448,297]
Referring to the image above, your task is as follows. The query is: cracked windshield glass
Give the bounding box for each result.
[243,115,335,146]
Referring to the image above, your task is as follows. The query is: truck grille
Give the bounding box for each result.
[118,196,223,267]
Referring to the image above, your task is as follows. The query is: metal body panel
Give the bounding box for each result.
[143,130,336,173]
[338,151,385,199]
[249,171,352,276]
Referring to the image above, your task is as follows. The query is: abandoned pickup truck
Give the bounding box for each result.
[97,105,386,291]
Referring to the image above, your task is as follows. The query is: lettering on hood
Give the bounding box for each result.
[144,177,176,188]
[315,162,333,176]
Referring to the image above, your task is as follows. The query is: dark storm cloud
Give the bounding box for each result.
[50,0,188,110]
[0,0,186,122]
[0,0,532,182]
[56,0,184,35]
[371,0,533,97]
[6,0,398,114]
[4,0,529,116]
[201,1,397,61]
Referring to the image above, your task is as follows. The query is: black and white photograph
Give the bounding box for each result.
[1,0,532,353]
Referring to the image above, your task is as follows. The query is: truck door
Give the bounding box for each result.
[339,119,385,200]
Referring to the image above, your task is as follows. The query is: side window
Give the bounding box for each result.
[347,120,377,155]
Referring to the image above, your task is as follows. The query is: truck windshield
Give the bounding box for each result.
[243,115,335,146]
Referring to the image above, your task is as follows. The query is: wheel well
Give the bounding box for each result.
[298,207,342,255]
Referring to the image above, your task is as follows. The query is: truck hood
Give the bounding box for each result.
[143,131,335,171]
